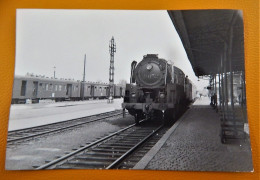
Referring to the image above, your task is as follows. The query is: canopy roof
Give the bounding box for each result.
[168,10,244,76]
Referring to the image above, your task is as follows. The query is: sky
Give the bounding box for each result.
[15,9,209,90]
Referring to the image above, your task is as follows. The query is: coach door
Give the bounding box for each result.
[106,87,109,96]
[80,82,84,99]
[32,81,38,98]
[66,84,72,97]
[90,85,94,97]
[20,80,27,96]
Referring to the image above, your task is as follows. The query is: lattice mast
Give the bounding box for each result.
[109,36,116,99]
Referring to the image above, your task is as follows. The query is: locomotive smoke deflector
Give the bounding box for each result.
[130,61,137,84]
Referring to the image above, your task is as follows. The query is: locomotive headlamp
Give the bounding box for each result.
[131,93,136,97]
[160,93,165,98]
[146,64,153,70]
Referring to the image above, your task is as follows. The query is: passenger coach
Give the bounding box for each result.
[11,75,125,104]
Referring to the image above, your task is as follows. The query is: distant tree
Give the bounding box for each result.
[96,79,102,83]
[118,79,127,87]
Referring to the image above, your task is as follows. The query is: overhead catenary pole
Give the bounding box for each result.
[53,66,56,78]
[108,36,116,103]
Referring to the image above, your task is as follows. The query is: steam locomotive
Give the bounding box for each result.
[122,54,196,124]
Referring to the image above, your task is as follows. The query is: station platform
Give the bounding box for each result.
[8,99,123,131]
[134,97,253,172]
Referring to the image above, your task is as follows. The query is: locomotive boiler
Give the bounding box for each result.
[122,54,194,124]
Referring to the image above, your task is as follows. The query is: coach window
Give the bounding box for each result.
[59,85,62,91]
[64,85,66,90]
[49,84,53,91]
[95,87,97,91]
[20,80,27,96]
[55,85,58,91]
[99,87,102,92]
[46,84,49,91]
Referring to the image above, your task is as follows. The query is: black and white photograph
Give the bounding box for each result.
[5,9,253,171]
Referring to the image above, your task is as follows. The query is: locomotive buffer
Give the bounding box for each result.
[108,36,116,103]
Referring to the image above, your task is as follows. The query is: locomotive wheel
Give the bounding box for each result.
[153,110,163,121]
[135,112,144,125]
[162,115,168,124]
[168,107,181,124]
[174,104,180,120]
[135,113,141,125]
[163,109,175,125]
[135,116,140,125]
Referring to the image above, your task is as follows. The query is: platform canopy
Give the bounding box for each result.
[168,10,244,77]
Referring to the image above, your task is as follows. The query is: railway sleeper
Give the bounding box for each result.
[102,143,134,147]
[119,132,152,135]
[132,149,149,154]
[82,151,123,157]
[119,161,138,167]
[91,148,127,153]
[96,145,132,149]
[116,135,147,139]
[118,165,134,169]
[124,154,144,159]
[112,140,144,144]
[110,137,142,141]
[114,135,148,139]
[113,138,144,142]
[75,156,118,161]
[137,146,153,151]
[55,165,89,169]
[10,132,33,136]
[64,160,111,167]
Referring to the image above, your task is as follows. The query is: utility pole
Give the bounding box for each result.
[81,54,86,100]
[83,54,86,82]
[53,66,56,78]
[108,36,116,103]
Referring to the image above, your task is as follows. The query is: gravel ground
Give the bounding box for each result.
[5,114,135,170]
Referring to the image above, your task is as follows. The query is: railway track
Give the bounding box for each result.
[35,120,165,170]
[116,127,166,169]
[7,110,125,145]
